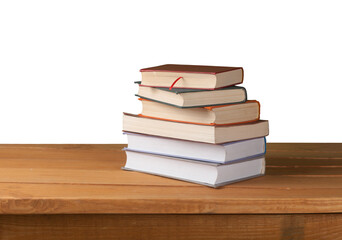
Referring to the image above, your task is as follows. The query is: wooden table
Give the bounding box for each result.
[0,144,341,239]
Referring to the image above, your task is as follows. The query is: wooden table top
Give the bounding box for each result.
[0,143,341,214]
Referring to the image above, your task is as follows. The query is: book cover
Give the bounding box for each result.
[140,64,243,75]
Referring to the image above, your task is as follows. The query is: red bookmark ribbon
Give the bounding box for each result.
[169,77,183,90]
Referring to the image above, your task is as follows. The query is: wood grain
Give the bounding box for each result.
[0,144,342,214]
[1,214,342,240]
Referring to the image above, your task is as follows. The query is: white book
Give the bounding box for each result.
[124,132,266,164]
[123,150,265,188]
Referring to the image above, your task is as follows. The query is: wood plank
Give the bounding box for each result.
[267,143,342,153]
[266,157,342,167]
[1,214,342,240]
[266,166,342,175]
[0,144,124,163]
[1,182,342,214]
[1,167,342,187]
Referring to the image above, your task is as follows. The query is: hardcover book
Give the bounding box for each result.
[123,150,265,188]
[136,85,247,108]
[123,113,269,144]
[140,64,243,89]
[124,132,266,164]
[139,98,260,125]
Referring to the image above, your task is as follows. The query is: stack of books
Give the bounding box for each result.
[122,64,269,188]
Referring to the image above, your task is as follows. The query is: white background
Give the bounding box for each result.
[0,0,341,143]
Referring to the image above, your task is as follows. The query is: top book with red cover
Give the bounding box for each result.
[140,64,244,90]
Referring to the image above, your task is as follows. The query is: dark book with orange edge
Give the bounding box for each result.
[140,64,243,90]
[139,98,260,126]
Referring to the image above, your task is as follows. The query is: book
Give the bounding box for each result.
[140,64,243,89]
[124,132,266,164]
[136,85,247,108]
[139,98,260,125]
[123,113,269,144]
[123,150,265,188]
